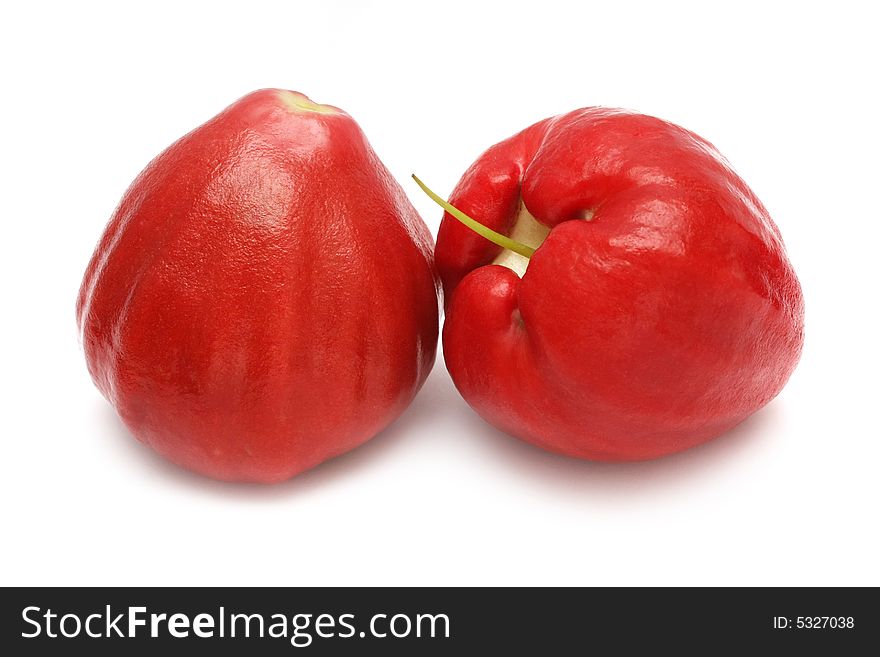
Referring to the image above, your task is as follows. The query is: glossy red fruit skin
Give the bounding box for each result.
[77,89,439,483]
[436,109,804,461]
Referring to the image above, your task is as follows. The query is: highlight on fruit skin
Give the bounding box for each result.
[433,107,804,461]
[77,89,440,483]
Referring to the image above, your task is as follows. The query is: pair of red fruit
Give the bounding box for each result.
[77,89,804,483]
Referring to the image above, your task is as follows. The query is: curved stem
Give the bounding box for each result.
[412,175,535,258]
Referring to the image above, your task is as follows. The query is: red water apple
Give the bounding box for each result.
[78,89,439,483]
[418,108,804,460]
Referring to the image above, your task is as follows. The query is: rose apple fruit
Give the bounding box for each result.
[77,89,439,483]
[417,108,804,460]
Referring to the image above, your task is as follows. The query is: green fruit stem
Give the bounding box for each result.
[412,175,535,258]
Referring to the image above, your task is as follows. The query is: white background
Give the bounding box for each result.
[2,0,878,586]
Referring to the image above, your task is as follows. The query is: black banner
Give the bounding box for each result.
[1,587,875,654]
